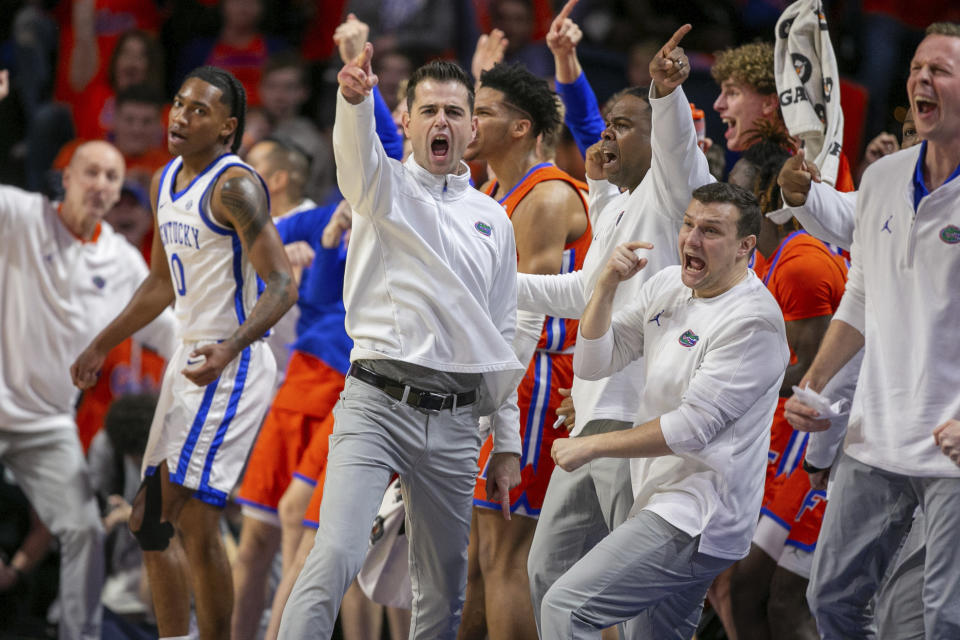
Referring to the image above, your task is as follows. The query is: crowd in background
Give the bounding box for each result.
[0,0,959,198]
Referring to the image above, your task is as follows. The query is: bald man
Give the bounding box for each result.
[246,138,314,222]
[0,140,177,640]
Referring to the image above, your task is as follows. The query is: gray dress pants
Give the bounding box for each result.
[0,426,105,640]
[527,419,635,634]
[278,364,483,640]
[808,454,960,639]
[541,510,730,639]
[875,510,925,640]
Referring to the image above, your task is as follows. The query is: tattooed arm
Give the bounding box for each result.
[182,167,298,385]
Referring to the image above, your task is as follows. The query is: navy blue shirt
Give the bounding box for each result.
[275,206,352,374]
[913,141,960,211]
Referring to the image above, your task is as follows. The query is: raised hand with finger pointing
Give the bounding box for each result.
[547,0,583,84]
[338,42,378,105]
[778,147,822,207]
[649,24,692,97]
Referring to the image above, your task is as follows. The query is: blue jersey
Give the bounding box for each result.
[275,206,352,374]
[270,85,402,373]
[556,72,605,156]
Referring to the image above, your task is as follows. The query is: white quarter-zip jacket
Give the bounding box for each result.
[333,92,524,454]
[516,85,715,436]
[0,186,177,432]
[575,267,789,560]
[834,145,960,477]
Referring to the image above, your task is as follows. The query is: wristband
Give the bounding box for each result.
[802,460,827,474]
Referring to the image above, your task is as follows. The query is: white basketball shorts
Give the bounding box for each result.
[142,339,276,507]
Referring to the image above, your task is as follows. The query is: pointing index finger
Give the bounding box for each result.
[352,42,373,69]
[557,0,579,24]
[661,23,692,57]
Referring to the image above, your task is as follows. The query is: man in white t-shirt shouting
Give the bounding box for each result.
[546,182,789,639]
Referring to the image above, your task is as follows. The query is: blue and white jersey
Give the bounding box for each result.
[157,153,267,341]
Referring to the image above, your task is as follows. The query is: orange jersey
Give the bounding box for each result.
[75,338,165,452]
[484,163,591,353]
[836,152,855,193]
[754,232,847,488]
[753,231,847,325]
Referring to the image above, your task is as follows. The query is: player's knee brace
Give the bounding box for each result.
[130,471,175,552]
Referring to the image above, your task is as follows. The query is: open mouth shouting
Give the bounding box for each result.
[601,143,619,171]
[683,253,706,275]
[721,117,736,141]
[913,95,938,121]
[430,133,450,163]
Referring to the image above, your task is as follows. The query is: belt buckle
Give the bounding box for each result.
[423,389,447,413]
[406,388,422,407]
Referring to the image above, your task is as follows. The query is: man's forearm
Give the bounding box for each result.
[91,275,175,353]
[790,182,857,250]
[333,92,390,217]
[556,73,604,155]
[649,84,714,215]
[518,270,586,318]
[586,417,672,459]
[580,280,618,339]
[554,51,582,85]
[802,319,864,392]
[225,270,297,355]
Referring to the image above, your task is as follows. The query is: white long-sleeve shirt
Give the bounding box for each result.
[0,186,178,432]
[575,267,788,560]
[333,92,524,454]
[517,85,714,436]
[834,144,960,477]
[783,180,857,250]
[780,182,859,468]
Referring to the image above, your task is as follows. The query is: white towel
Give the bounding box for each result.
[774,0,844,187]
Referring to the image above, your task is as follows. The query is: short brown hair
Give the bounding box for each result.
[691,182,761,240]
[926,22,960,38]
[711,42,776,95]
[406,60,474,113]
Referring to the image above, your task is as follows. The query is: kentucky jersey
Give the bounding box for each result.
[156,154,268,340]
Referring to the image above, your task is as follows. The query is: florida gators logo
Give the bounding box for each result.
[678,330,699,347]
[940,225,960,244]
[475,221,492,236]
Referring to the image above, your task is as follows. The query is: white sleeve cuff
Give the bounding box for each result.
[573,327,616,380]
[659,404,713,454]
[833,289,866,335]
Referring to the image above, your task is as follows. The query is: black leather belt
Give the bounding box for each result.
[348,363,477,411]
